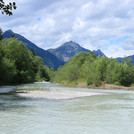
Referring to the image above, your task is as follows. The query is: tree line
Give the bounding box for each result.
[51,52,134,87]
[0,30,49,84]
[1,27,134,87]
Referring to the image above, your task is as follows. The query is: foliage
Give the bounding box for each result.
[53,52,97,83]
[0,28,3,40]
[3,29,65,70]
[32,55,50,81]
[52,52,134,87]
[0,0,16,15]
[114,81,121,86]
[106,58,134,86]
[131,83,134,87]
[0,37,49,84]
[87,59,101,86]
[47,68,55,82]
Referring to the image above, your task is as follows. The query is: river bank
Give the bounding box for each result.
[16,89,105,100]
[97,84,134,90]
[56,82,134,91]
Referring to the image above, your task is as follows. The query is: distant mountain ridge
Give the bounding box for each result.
[117,55,134,64]
[48,41,106,62]
[48,41,91,62]
[3,30,134,69]
[93,49,106,57]
[3,30,65,69]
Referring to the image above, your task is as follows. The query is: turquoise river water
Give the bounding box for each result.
[0,82,134,134]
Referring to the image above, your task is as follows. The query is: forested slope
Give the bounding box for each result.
[0,37,49,84]
[52,52,134,87]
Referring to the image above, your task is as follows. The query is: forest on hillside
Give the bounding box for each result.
[51,52,134,87]
[0,37,49,84]
[1,28,134,87]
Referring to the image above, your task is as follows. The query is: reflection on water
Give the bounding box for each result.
[0,82,134,134]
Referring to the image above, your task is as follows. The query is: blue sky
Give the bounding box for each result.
[102,35,132,50]
[0,0,134,57]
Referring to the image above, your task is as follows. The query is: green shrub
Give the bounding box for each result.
[131,84,134,87]
[114,81,121,86]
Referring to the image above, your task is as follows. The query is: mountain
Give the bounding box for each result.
[117,55,134,64]
[48,41,90,62]
[48,41,106,62]
[3,30,133,69]
[3,30,65,69]
[93,49,106,57]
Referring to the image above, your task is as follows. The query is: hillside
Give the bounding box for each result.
[3,30,133,69]
[0,37,50,84]
[48,41,106,62]
[52,52,134,87]
[3,30,65,69]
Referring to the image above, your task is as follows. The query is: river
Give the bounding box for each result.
[0,82,134,134]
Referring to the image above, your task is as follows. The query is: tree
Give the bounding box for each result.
[0,0,16,16]
[87,60,101,86]
[0,37,50,84]
[0,28,3,40]
[97,56,107,81]
[0,38,35,84]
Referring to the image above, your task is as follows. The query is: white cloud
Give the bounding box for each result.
[104,44,134,58]
[0,0,134,57]
[72,18,86,31]
[55,32,72,46]
[122,37,134,50]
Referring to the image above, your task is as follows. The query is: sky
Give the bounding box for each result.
[0,0,134,58]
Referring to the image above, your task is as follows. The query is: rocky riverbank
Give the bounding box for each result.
[77,83,134,90]
[57,82,134,91]
[17,89,106,100]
